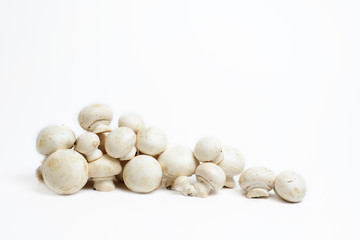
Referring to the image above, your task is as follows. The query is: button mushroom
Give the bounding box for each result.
[173,163,226,197]
[158,145,198,189]
[274,171,306,203]
[136,127,167,156]
[42,149,88,195]
[36,125,76,181]
[123,155,163,193]
[78,104,113,133]
[194,136,223,164]
[239,167,275,198]
[75,132,103,162]
[217,146,245,188]
[118,112,145,133]
[105,127,136,159]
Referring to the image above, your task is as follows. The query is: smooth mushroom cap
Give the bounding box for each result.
[118,112,145,133]
[36,125,76,156]
[42,149,88,195]
[75,132,100,154]
[123,155,163,193]
[88,155,122,178]
[274,171,306,203]
[195,163,226,191]
[217,146,245,176]
[105,127,136,158]
[239,167,275,192]
[194,136,223,163]
[158,145,198,178]
[78,104,113,133]
[136,127,168,156]
[119,146,137,161]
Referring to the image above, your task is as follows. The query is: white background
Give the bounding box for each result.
[0,1,359,239]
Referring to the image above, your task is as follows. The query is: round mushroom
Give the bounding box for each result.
[123,155,163,193]
[75,132,103,162]
[105,127,136,159]
[36,125,76,181]
[274,171,306,203]
[78,104,113,133]
[239,167,275,199]
[136,127,167,156]
[88,154,122,191]
[118,112,145,133]
[158,145,198,189]
[173,163,226,198]
[194,136,223,164]
[42,149,88,195]
[217,146,245,188]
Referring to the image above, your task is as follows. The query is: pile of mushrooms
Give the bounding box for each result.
[35,103,306,203]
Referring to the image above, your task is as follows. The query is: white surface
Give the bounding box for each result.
[1,1,359,239]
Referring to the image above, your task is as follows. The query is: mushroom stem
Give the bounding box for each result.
[224,175,235,188]
[246,188,269,198]
[193,179,213,198]
[92,176,116,191]
[35,165,43,182]
[85,149,103,162]
[90,120,111,133]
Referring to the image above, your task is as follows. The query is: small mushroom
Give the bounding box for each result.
[173,163,226,198]
[78,104,113,133]
[36,125,76,181]
[75,132,103,162]
[88,154,122,191]
[239,167,275,198]
[136,127,167,156]
[217,146,245,188]
[105,127,136,159]
[158,145,198,188]
[194,136,223,164]
[118,112,145,133]
[42,149,88,195]
[274,171,306,203]
[123,155,163,193]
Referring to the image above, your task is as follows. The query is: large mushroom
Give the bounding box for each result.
[193,136,223,164]
[239,167,275,198]
[136,127,167,156]
[217,146,245,188]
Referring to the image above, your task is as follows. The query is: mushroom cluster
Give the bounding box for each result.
[35,103,306,203]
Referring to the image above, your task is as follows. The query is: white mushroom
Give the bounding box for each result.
[35,125,76,181]
[88,154,122,191]
[173,163,226,198]
[217,146,245,188]
[123,155,163,193]
[78,104,113,133]
[194,136,223,164]
[158,145,198,189]
[239,167,275,198]
[136,127,167,156]
[118,112,145,133]
[274,171,306,203]
[42,149,88,195]
[75,132,103,162]
[119,146,137,161]
[105,127,136,159]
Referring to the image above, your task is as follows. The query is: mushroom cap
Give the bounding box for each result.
[217,146,245,177]
[88,154,122,178]
[136,127,168,156]
[195,163,226,191]
[105,127,136,158]
[194,136,223,163]
[42,149,88,195]
[119,146,137,161]
[75,132,100,154]
[158,145,198,178]
[78,104,113,133]
[239,167,275,192]
[274,171,306,203]
[123,155,163,193]
[36,125,76,156]
[118,112,145,133]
